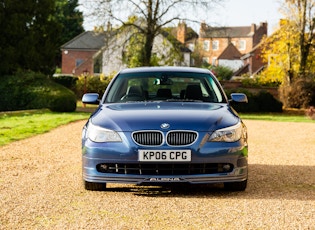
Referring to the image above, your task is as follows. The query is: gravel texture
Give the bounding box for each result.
[0,120,314,229]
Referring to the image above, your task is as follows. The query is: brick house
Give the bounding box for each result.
[235,42,266,77]
[100,25,192,75]
[60,24,193,76]
[217,43,243,71]
[60,30,109,76]
[198,22,267,70]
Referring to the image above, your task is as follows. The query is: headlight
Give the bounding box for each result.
[86,122,122,143]
[208,122,242,142]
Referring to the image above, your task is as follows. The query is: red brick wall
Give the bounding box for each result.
[61,50,96,76]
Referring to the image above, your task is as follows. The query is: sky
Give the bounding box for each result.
[209,0,284,35]
[80,0,284,36]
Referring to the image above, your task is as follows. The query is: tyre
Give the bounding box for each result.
[224,179,247,191]
[84,181,107,191]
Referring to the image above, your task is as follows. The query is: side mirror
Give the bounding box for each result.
[82,93,100,105]
[230,93,248,103]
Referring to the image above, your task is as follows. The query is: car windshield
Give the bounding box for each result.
[105,71,225,103]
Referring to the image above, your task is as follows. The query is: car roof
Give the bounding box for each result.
[119,66,211,74]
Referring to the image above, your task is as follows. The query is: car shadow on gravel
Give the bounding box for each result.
[102,164,315,200]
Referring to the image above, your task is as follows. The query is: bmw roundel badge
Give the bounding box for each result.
[160,123,170,129]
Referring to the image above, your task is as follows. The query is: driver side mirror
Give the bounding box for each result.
[82,93,100,105]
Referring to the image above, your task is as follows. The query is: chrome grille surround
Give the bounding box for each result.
[132,130,198,146]
[132,130,164,146]
[166,130,198,146]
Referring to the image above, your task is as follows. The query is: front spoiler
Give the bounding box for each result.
[83,166,248,185]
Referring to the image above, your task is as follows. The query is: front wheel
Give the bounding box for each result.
[224,180,247,191]
[84,181,107,191]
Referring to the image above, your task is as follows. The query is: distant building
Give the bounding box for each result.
[60,21,267,77]
[60,23,193,76]
[61,30,109,76]
[198,22,267,74]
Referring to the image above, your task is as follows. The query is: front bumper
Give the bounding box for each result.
[82,142,248,185]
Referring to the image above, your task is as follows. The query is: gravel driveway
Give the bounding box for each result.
[0,120,314,229]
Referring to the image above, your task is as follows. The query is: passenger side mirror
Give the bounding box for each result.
[230,93,248,103]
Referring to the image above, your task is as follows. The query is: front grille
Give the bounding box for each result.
[132,131,163,146]
[167,131,197,146]
[132,130,197,146]
[97,163,234,175]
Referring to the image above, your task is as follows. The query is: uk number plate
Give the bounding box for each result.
[138,150,191,162]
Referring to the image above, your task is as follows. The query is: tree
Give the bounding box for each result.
[55,0,84,46]
[260,0,315,108]
[84,0,222,66]
[262,0,315,81]
[54,0,84,67]
[0,0,62,75]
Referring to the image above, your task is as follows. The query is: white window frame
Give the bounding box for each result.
[239,40,246,50]
[203,40,210,51]
[212,40,219,50]
[202,57,209,64]
[188,43,195,52]
[212,57,217,66]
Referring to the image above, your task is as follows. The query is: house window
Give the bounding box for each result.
[203,40,210,51]
[202,57,209,64]
[212,57,217,66]
[212,40,219,50]
[188,43,195,52]
[76,59,84,67]
[239,40,246,50]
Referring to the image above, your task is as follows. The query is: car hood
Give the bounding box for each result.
[90,102,240,132]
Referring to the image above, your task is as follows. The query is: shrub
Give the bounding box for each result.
[210,65,234,81]
[225,89,283,113]
[0,71,77,112]
[51,75,78,90]
[75,74,114,98]
[280,78,315,109]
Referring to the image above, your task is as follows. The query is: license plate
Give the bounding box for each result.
[138,150,191,162]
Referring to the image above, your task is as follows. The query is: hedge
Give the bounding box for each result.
[0,71,77,112]
[225,89,283,113]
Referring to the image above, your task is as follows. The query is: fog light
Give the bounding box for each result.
[98,164,109,173]
[222,164,231,172]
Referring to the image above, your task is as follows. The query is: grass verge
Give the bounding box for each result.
[0,109,90,146]
[240,113,315,123]
[0,108,314,147]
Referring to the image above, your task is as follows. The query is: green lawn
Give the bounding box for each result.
[240,113,315,123]
[0,109,314,147]
[0,110,90,146]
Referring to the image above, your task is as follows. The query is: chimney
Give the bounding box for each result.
[260,22,268,35]
[251,23,256,33]
[177,22,187,44]
[107,21,112,31]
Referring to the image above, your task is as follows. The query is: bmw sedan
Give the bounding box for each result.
[82,67,248,191]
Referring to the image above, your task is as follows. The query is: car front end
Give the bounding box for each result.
[81,67,248,191]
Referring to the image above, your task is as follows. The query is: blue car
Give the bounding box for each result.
[82,67,248,191]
